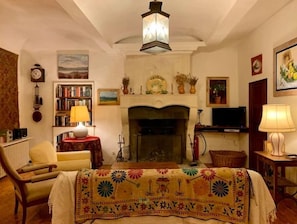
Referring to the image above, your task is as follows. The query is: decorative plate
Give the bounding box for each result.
[146,75,168,94]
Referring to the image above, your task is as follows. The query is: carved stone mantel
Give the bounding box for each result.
[120,94,198,161]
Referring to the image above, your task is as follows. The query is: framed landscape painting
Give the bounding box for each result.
[273,37,297,96]
[97,89,120,105]
[57,54,89,79]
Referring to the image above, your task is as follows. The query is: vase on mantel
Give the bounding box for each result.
[123,85,129,94]
[189,85,196,94]
[178,84,185,94]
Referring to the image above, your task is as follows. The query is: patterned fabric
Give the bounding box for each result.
[75,168,250,224]
[0,48,19,130]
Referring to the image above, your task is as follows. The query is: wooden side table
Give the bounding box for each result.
[60,136,103,169]
[255,151,297,202]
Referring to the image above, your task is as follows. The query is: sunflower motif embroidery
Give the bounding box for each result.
[96,169,110,177]
[182,168,198,176]
[97,180,114,197]
[128,169,143,179]
[201,168,216,181]
[111,170,127,183]
[212,180,229,197]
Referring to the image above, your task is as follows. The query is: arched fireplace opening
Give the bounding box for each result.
[128,106,189,163]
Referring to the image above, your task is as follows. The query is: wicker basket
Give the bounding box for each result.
[209,150,247,168]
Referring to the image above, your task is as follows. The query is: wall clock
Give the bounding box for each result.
[31,64,45,82]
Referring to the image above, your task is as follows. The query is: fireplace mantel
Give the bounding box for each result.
[120,94,198,161]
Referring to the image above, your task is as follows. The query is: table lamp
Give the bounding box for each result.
[70,105,90,138]
[259,104,296,156]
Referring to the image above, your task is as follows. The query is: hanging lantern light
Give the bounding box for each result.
[140,1,171,54]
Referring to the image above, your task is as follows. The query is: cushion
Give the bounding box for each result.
[30,141,58,164]
[56,151,90,161]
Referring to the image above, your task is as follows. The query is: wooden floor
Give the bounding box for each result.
[0,174,296,224]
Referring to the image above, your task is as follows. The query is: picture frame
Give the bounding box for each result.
[97,89,120,105]
[57,54,89,79]
[251,54,262,76]
[206,77,229,107]
[273,37,297,96]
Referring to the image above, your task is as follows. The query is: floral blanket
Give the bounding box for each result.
[75,168,250,224]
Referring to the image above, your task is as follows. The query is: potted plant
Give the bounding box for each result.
[211,83,225,103]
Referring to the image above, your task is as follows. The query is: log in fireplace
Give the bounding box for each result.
[128,106,189,163]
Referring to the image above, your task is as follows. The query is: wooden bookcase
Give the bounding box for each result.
[52,81,95,150]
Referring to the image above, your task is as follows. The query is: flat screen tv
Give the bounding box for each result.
[212,107,247,128]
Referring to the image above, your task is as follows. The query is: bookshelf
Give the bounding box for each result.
[52,81,95,150]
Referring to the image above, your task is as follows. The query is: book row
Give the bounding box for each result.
[56,85,92,98]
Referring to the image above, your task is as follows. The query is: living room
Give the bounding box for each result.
[1,0,297,223]
[0,0,296,166]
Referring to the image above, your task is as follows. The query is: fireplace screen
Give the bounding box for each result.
[128,106,189,164]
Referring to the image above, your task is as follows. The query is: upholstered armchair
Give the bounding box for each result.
[0,145,60,224]
[29,141,91,172]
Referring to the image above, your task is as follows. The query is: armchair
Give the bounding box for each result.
[29,141,91,172]
[0,145,60,224]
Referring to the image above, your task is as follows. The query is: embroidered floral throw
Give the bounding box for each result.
[75,168,250,224]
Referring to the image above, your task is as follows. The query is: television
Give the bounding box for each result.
[212,107,247,128]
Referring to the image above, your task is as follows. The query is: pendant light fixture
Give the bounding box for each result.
[140,0,171,54]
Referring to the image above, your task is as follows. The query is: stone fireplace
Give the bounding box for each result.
[120,95,198,163]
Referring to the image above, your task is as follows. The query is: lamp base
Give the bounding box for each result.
[73,122,88,139]
[269,132,285,156]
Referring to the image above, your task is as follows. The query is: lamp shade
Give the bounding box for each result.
[70,106,90,138]
[140,1,171,54]
[259,104,295,132]
[70,105,90,123]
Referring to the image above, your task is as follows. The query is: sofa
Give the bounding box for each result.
[29,141,91,172]
[49,167,277,224]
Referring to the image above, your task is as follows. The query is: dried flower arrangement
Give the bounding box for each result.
[122,77,129,86]
[175,73,188,85]
[187,74,198,85]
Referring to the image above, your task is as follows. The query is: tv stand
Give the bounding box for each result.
[195,125,249,133]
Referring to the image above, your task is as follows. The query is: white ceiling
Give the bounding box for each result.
[0,0,291,54]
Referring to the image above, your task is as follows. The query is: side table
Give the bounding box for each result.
[255,151,297,202]
[60,136,103,169]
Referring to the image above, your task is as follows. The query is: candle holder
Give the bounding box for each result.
[116,134,125,162]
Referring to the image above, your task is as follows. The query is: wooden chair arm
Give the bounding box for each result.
[30,171,60,183]
[17,164,57,173]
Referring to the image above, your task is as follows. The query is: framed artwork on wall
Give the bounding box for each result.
[57,54,89,79]
[251,54,262,76]
[273,37,297,96]
[97,89,120,105]
[206,77,229,107]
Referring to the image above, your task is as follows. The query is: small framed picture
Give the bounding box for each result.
[206,77,229,107]
[251,54,262,76]
[97,89,120,105]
